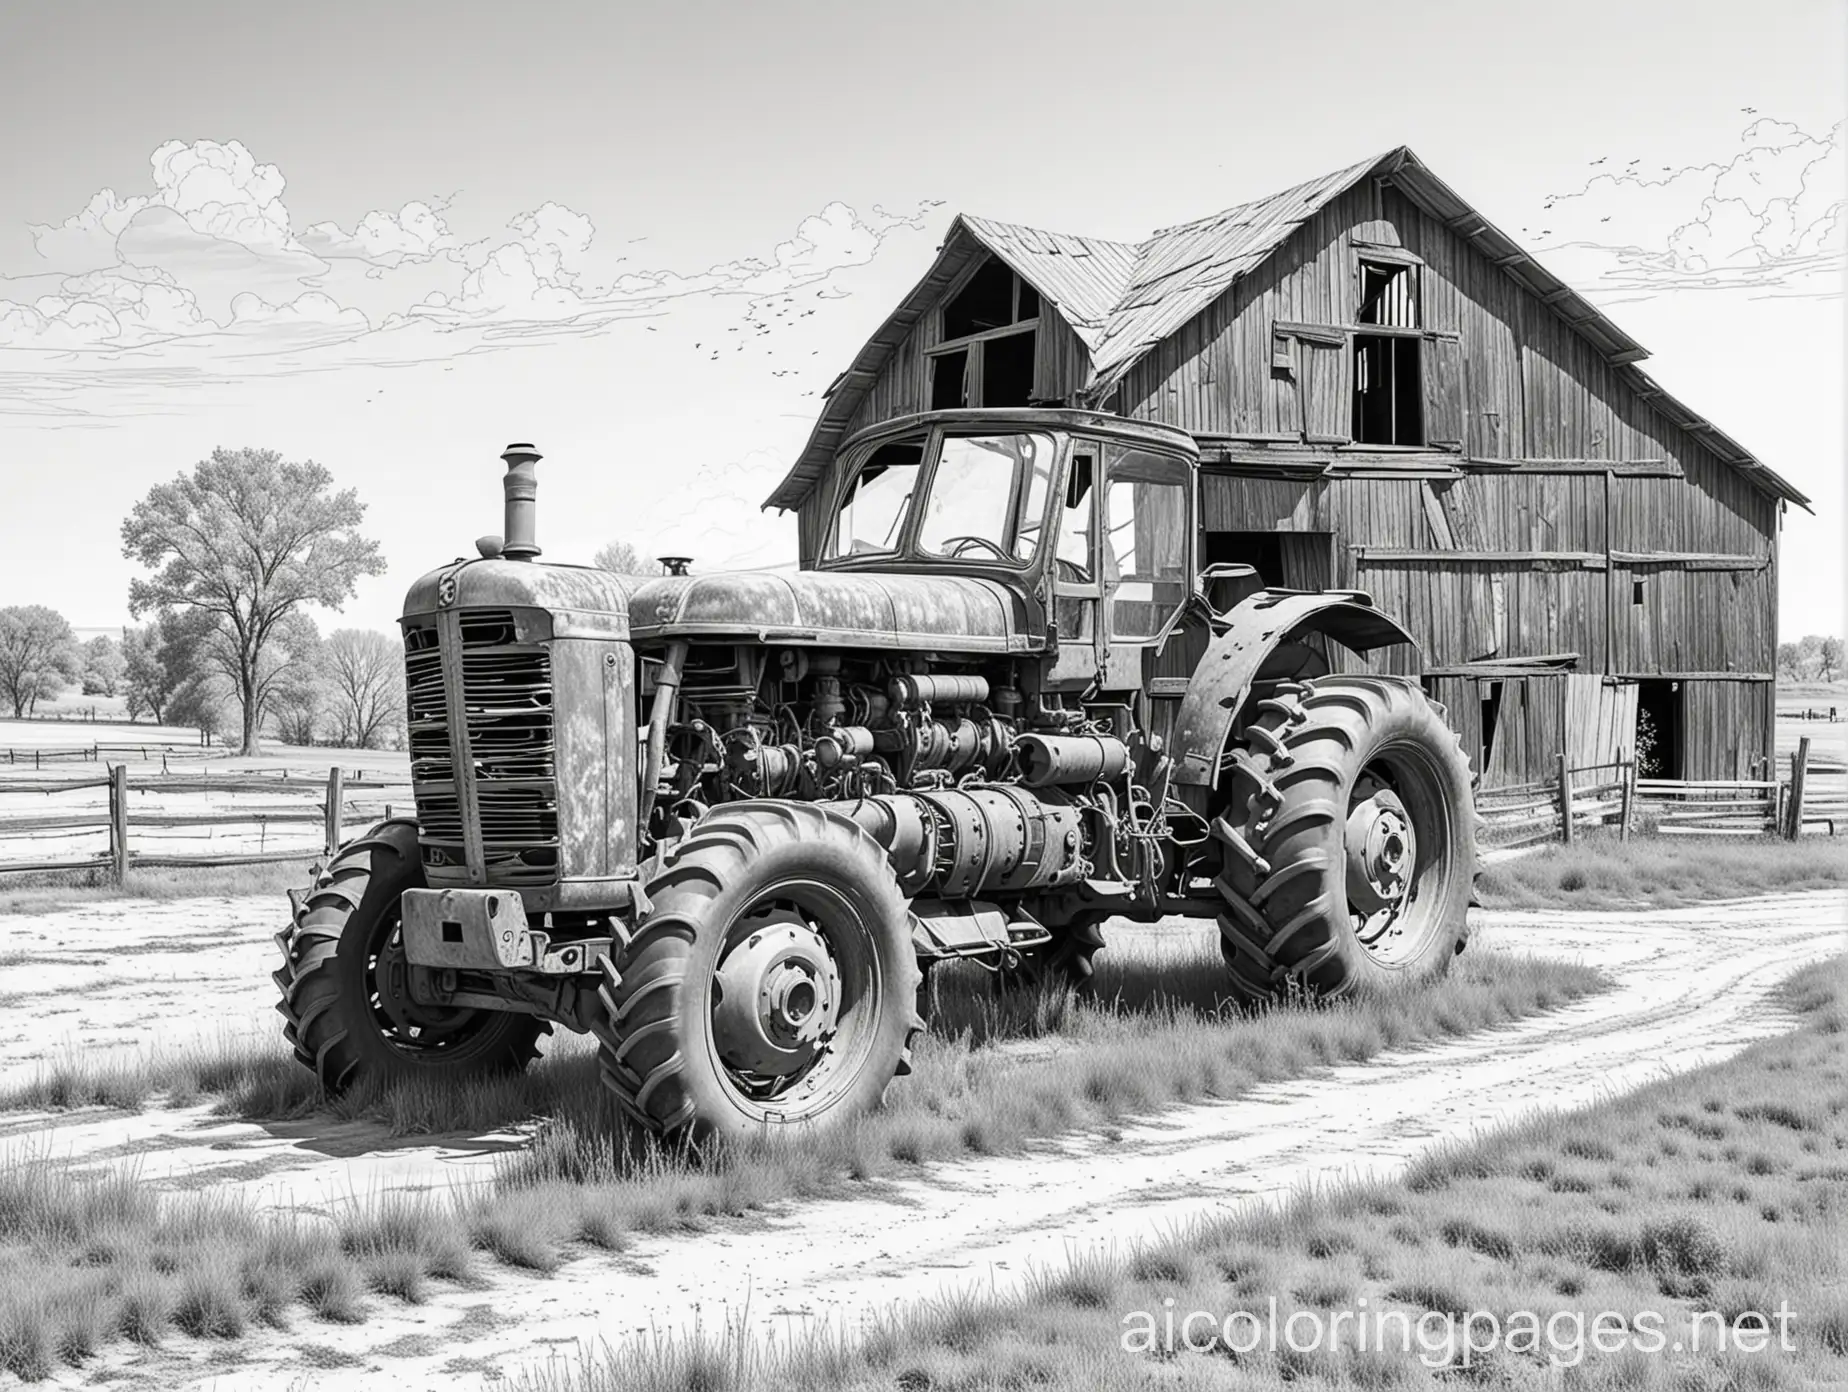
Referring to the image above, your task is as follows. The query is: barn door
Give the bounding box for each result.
[1565,675,1639,770]
[1422,331,1466,450]
[1295,330,1351,444]
[1479,677,1525,789]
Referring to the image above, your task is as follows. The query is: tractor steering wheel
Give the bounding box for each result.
[939,534,1012,561]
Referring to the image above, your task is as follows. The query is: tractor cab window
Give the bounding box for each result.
[1102,446,1190,641]
[916,432,1054,565]
[826,437,924,558]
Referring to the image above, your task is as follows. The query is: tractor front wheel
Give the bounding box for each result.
[273,819,549,1091]
[1214,676,1475,1002]
[591,802,924,1143]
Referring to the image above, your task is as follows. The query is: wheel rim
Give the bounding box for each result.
[365,908,496,1056]
[706,882,879,1118]
[1344,744,1451,967]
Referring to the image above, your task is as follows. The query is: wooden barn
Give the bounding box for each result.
[764,147,1809,787]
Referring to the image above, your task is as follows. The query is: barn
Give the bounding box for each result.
[764,147,1809,787]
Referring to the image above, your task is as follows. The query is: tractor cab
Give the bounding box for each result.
[814,408,1201,685]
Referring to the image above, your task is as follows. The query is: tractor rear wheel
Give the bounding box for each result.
[591,802,924,1143]
[273,819,549,1091]
[1213,677,1475,1003]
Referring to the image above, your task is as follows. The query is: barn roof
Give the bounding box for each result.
[765,147,1807,511]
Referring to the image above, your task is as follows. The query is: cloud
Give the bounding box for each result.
[1,136,939,415]
[413,198,934,332]
[146,139,293,250]
[1531,120,1843,298]
[0,268,207,347]
[300,200,459,266]
[28,189,148,273]
[116,206,330,319]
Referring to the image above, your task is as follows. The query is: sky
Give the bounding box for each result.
[0,0,1841,639]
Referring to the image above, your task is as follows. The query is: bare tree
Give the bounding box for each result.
[0,606,82,718]
[324,629,404,750]
[594,539,658,576]
[121,447,384,754]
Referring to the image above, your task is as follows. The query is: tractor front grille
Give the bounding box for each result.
[404,608,559,887]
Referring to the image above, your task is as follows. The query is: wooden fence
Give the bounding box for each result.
[0,766,411,879]
[1480,741,1845,848]
[1,742,210,770]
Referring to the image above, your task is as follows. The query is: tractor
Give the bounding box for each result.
[274,409,1476,1140]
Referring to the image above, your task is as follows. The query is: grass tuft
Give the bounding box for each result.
[1477,831,1848,911]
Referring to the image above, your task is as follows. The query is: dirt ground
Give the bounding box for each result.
[2,887,1842,1391]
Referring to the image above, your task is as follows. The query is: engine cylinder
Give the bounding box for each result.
[814,725,877,769]
[1017,733,1131,787]
[890,673,990,707]
[825,787,1084,898]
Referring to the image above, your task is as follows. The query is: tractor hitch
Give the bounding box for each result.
[400,888,608,976]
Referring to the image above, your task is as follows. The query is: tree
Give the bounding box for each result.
[594,539,657,576]
[1777,641,1804,680]
[1821,636,1844,683]
[121,447,385,754]
[82,635,124,697]
[324,629,404,750]
[123,623,177,724]
[1797,633,1824,679]
[0,606,82,718]
[168,672,232,744]
[270,679,324,746]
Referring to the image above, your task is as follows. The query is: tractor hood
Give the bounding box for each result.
[627,570,1039,653]
[401,559,641,639]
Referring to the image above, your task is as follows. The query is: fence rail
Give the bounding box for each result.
[0,764,412,878]
[1480,738,1842,846]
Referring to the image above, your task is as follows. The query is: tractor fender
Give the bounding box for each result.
[1168,592,1418,788]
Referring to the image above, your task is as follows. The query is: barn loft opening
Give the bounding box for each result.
[1352,259,1422,446]
[930,255,1040,408]
[1203,531,1285,587]
[1634,679,1684,780]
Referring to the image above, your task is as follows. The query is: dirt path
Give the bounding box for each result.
[11,891,1844,1390]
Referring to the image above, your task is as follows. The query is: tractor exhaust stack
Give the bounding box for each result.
[499,442,542,562]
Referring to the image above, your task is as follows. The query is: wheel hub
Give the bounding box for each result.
[713,912,841,1078]
[1345,786,1415,918]
[371,925,478,1043]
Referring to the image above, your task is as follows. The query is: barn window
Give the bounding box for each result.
[1353,335,1423,444]
[1358,261,1418,328]
[929,255,1041,408]
[1351,258,1423,446]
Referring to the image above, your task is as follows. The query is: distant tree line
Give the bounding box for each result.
[1778,634,1845,683]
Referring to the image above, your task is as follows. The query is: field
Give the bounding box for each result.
[1,879,1840,1388]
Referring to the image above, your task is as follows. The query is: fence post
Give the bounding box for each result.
[1785,737,1811,840]
[1619,752,1636,842]
[324,767,346,856]
[1556,753,1575,845]
[109,763,129,887]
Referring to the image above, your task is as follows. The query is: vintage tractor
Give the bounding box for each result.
[274,409,1476,1140]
